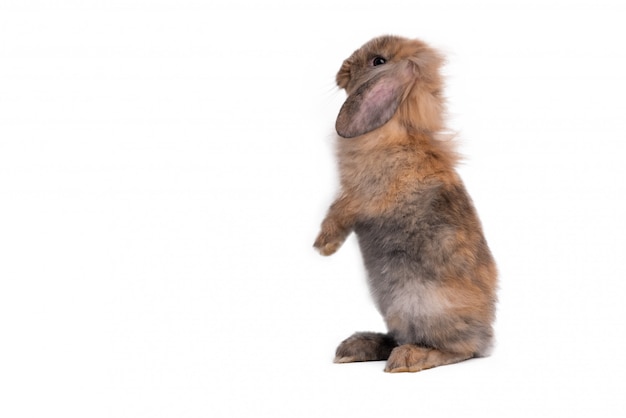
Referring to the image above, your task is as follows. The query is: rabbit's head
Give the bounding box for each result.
[335,35,445,138]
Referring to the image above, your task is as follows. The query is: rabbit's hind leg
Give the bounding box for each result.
[384,344,473,373]
[334,332,398,363]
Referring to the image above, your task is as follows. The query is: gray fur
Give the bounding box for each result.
[354,181,495,355]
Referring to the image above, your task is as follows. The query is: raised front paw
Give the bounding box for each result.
[313,233,343,255]
[313,231,344,256]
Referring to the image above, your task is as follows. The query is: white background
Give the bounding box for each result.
[1,0,625,417]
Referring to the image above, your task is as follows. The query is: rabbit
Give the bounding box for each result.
[314,35,498,373]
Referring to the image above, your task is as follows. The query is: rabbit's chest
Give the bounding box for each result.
[340,155,417,216]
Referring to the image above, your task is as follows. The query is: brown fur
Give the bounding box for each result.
[314,35,498,373]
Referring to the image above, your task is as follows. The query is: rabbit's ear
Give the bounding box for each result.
[336,67,412,138]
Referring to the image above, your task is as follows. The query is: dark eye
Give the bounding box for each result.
[372,56,387,66]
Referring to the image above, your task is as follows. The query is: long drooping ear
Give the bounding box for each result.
[336,65,413,138]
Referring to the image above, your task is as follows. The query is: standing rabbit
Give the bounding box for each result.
[314,35,497,373]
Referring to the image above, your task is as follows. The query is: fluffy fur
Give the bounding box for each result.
[314,35,498,373]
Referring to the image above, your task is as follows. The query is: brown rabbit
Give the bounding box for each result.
[314,35,497,373]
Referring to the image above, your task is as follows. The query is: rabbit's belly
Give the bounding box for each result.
[354,216,455,305]
[368,263,494,352]
[355,222,490,349]
[378,278,453,344]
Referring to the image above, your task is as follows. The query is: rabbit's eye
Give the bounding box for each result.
[372,56,387,66]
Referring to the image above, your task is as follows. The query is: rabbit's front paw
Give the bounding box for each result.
[313,231,344,256]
